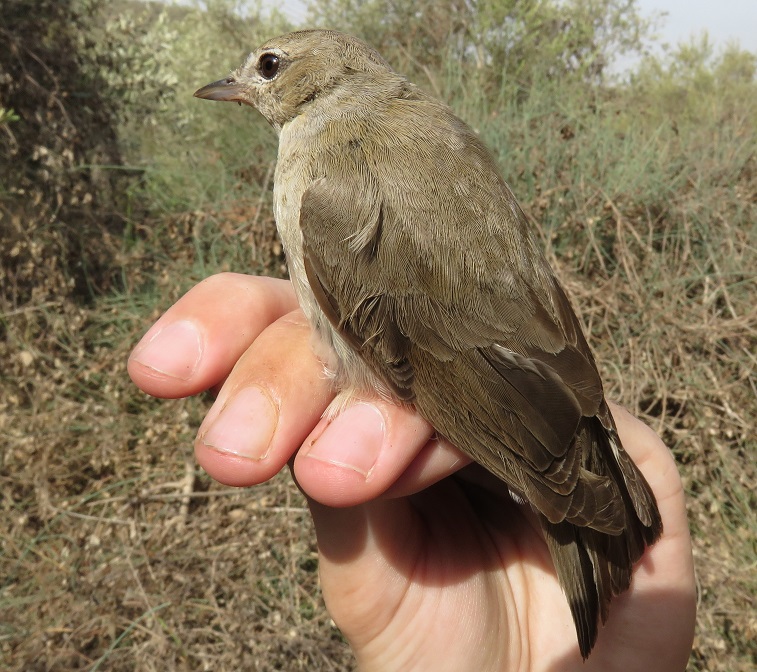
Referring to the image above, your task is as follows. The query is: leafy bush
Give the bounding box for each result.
[0,0,286,312]
[0,0,128,307]
[306,0,657,92]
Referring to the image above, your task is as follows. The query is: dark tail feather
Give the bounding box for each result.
[542,512,660,660]
[542,518,600,659]
[541,408,664,659]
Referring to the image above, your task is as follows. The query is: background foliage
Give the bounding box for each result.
[1,0,755,669]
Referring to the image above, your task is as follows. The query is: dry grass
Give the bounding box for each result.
[548,176,757,670]
[1,210,353,671]
[3,172,755,669]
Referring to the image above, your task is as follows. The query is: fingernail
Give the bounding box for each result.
[130,320,203,381]
[303,403,385,479]
[200,386,278,460]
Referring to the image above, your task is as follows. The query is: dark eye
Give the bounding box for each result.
[259,53,280,79]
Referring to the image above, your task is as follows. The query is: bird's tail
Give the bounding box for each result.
[542,405,663,658]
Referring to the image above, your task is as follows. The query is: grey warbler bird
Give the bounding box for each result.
[194,29,662,659]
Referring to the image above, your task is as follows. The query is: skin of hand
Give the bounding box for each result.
[128,273,696,672]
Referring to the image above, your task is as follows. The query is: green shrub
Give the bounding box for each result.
[0,0,129,307]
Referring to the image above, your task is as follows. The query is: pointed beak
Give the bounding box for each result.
[194,78,245,103]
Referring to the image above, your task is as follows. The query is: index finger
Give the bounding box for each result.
[128,273,298,398]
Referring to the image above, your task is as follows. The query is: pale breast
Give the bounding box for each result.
[274,119,391,406]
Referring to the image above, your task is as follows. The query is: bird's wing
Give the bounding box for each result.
[298,155,634,534]
[295,87,655,533]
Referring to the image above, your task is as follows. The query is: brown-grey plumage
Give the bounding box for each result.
[195,29,662,658]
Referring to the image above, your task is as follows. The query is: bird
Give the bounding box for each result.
[194,29,663,659]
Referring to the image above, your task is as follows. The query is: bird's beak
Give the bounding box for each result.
[194,78,245,103]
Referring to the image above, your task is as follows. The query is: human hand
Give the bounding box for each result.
[128,272,696,671]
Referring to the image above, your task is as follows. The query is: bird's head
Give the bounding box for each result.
[194,29,393,131]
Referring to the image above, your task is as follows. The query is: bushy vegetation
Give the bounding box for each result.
[1,1,755,670]
[0,0,127,307]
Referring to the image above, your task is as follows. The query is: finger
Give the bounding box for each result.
[293,400,471,507]
[594,408,696,669]
[128,273,298,399]
[607,402,696,602]
[382,434,471,498]
[195,310,333,486]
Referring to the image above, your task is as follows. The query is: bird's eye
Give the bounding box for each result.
[258,53,280,80]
